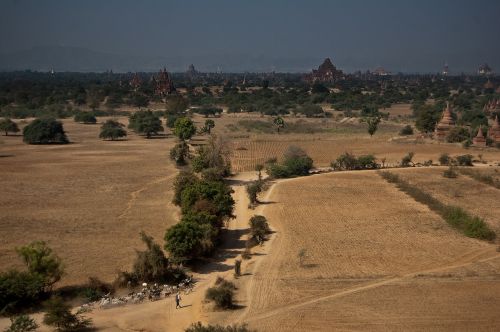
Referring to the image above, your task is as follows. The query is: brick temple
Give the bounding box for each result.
[434,102,455,141]
[153,68,176,96]
[305,58,344,83]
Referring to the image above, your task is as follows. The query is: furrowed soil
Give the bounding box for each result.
[233,171,500,331]
[0,117,178,286]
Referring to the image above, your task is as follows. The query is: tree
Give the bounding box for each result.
[164,221,215,261]
[99,119,127,141]
[23,118,68,144]
[43,297,92,332]
[170,141,190,166]
[191,135,231,176]
[255,164,264,180]
[128,110,164,138]
[399,125,414,136]
[174,117,197,141]
[16,241,64,291]
[0,118,20,136]
[166,95,189,114]
[249,215,270,242]
[415,105,441,133]
[4,315,38,332]
[128,232,173,283]
[0,270,46,313]
[246,180,263,205]
[401,152,415,167]
[273,116,285,133]
[366,116,381,136]
[204,119,215,134]
[446,127,469,143]
[73,112,96,124]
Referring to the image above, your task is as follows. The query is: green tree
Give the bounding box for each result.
[0,270,46,313]
[249,215,270,241]
[128,110,164,138]
[204,119,215,134]
[131,232,172,282]
[164,221,215,261]
[43,297,92,332]
[73,112,97,124]
[170,141,190,165]
[0,118,20,136]
[22,118,68,144]
[99,119,127,141]
[16,241,64,291]
[174,117,197,141]
[4,315,38,332]
[415,105,441,133]
[366,116,381,136]
[166,95,189,114]
[273,116,285,133]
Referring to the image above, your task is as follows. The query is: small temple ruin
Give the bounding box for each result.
[186,64,198,78]
[488,116,500,144]
[129,73,142,91]
[472,126,486,147]
[434,102,455,141]
[305,58,344,83]
[153,68,176,96]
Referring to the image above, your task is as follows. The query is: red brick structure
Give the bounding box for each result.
[153,68,176,96]
[304,58,344,83]
[488,115,500,144]
[473,126,486,147]
[434,102,455,141]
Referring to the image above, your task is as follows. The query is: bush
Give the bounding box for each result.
[438,153,451,165]
[267,146,313,178]
[399,125,413,136]
[456,154,473,166]
[185,322,254,332]
[446,127,470,143]
[99,119,127,140]
[170,142,190,166]
[128,110,164,138]
[331,153,378,170]
[174,117,197,141]
[249,215,270,242]
[443,166,458,178]
[246,180,263,205]
[0,118,20,136]
[16,241,64,291]
[43,297,92,332]
[73,112,96,124]
[23,118,68,144]
[80,277,113,302]
[400,152,415,167]
[3,315,38,332]
[205,279,235,309]
[164,222,216,261]
[191,136,231,176]
[0,271,45,313]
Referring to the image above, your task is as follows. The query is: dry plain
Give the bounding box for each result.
[1,112,500,331]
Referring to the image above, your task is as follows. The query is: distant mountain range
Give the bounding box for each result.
[0,45,325,73]
[0,45,496,74]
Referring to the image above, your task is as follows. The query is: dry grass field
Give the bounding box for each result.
[233,171,500,331]
[192,113,500,172]
[0,117,179,286]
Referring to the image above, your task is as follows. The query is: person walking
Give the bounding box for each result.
[175,292,182,309]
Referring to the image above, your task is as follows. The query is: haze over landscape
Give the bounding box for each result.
[1,0,500,72]
[1,1,500,332]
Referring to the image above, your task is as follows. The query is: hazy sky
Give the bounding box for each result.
[1,0,500,72]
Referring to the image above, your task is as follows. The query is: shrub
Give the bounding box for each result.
[205,279,235,309]
[246,180,263,205]
[438,153,451,166]
[400,152,415,167]
[173,171,199,206]
[99,119,127,140]
[331,153,378,170]
[267,146,313,178]
[0,118,20,136]
[170,142,190,166]
[249,215,270,242]
[234,260,241,277]
[399,125,413,136]
[185,322,254,332]
[443,166,458,178]
[80,277,113,302]
[3,315,38,332]
[128,110,164,138]
[164,222,216,261]
[23,118,68,144]
[43,297,92,332]
[0,271,45,313]
[456,154,473,166]
[191,136,231,176]
[446,127,470,143]
[16,241,64,291]
[73,112,96,124]
[174,117,197,141]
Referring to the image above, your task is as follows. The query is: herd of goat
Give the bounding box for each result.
[78,277,195,311]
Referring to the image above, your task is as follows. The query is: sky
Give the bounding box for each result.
[0,0,500,72]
